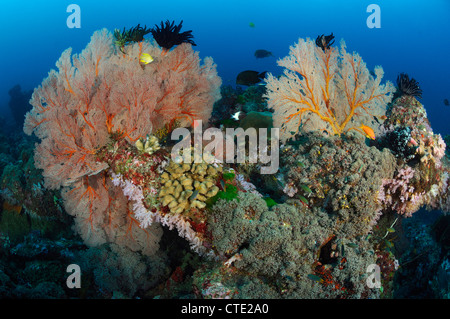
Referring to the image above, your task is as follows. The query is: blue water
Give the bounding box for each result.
[0,0,449,134]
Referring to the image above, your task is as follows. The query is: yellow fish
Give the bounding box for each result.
[360,124,375,140]
[140,53,154,64]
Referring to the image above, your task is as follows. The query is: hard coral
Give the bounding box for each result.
[383,95,446,167]
[377,166,421,217]
[159,158,221,214]
[206,192,380,298]
[135,135,160,154]
[278,131,397,236]
[377,95,449,217]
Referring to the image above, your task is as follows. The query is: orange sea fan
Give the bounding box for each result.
[265,38,395,141]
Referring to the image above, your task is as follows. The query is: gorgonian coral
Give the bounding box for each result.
[23,28,221,253]
[265,37,395,141]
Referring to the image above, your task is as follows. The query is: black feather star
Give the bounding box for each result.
[150,20,196,50]
[315,33,335,51]
[396,73,423,98]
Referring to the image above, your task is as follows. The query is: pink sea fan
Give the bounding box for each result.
[23,29,221,253]
[24,29,221,190]
[61,173,162,256]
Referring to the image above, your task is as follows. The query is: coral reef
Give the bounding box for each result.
[74,243,168,298]
[0,230,84,298]
[8,28,450,300]
[277,131,397,236]
[393,213,442,298]
[0,133,70,242]
[202,192,381,298]
[377,95,447,217]
[98,139,219,256]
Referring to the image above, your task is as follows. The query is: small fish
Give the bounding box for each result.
[231,111,241,121]
[236,70,267,86]
[386,227,395,233]
[140,53,154,64]
[220,180,225,190]
[249,22,255,28]
[189,190,199,201]
[300,184,312,193]
[298,195,309,205]
[385,240,394,248]
[346,242,358,248]
[254,49,274,59]
[307,274,322,282]
[409,137,418,146]
[360,124,375,140]
[297,161,306,168]
[373,116,381,125]
[358,163,364,173]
